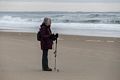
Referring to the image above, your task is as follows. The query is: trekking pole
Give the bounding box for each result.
[54,37,60,72]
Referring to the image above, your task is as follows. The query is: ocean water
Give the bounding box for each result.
[0,12,120,37]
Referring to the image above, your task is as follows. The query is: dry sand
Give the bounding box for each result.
[0,32,120,80]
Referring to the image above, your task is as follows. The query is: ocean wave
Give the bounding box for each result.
[1,16,28,22]
[0,12,120,37]
[0,12,120,25]
[110,20,120,24]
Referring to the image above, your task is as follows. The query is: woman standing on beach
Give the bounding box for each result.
[38,17,57,71]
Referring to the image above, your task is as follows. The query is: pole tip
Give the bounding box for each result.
[57,69,59,72]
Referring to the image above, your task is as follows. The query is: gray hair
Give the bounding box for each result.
[43,17,51,25]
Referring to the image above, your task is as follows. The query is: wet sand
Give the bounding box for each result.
[0,32,120,80]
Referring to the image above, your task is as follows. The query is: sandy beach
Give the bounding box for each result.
[0,32,120,80]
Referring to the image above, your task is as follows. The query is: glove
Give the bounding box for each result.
[50,34,56,41]
[50,34,55,39]
[50,33,59,41]
[53,33,58,41]
[55,33,58,38]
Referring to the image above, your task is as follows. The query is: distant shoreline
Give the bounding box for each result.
[0,11,120,13]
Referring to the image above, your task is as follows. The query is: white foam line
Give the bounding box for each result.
[96,40,102,42]
[85,40,103,42]
[106,40,115,43]
[58,38,64,40]
[85,40,96,42]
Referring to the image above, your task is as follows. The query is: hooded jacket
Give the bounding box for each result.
[40,24,53,50]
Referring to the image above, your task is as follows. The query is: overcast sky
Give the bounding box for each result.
[0,0,120,12]
[0,0,120,2]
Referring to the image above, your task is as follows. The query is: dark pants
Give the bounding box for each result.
[42,49,49,69]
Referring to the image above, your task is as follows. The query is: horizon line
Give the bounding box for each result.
[0,11,120,13]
